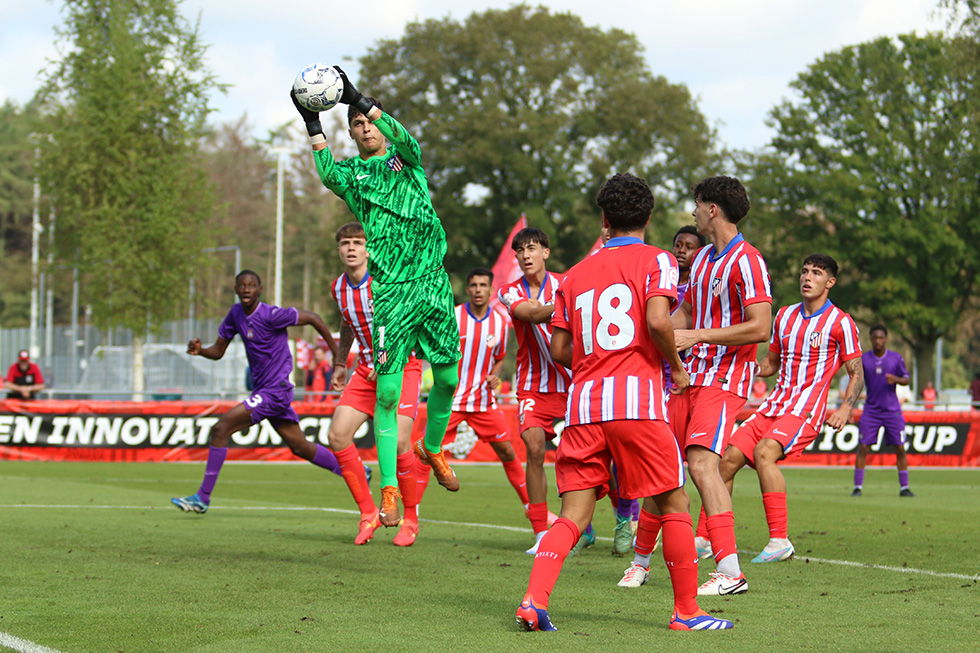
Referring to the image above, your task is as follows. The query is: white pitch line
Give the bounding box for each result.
[0,631,64,653]
[4,504,977,580]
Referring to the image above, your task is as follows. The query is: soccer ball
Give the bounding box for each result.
[292,63,343,112]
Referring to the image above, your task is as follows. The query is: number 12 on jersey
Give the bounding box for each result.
[574,284,635,355]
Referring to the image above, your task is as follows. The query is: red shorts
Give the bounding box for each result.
[445,409,510,443]
[517,391,567,437]
[556,420,685,500]
[337,363,422,419]
[729,412,817,466]
[668,385,746,457]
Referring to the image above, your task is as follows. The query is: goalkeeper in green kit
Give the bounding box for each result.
[291,67,461,528]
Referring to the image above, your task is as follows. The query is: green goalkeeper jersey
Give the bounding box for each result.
[314,112,447,284]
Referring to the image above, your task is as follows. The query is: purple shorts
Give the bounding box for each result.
[243,386,299,425]
[858,409,906,446]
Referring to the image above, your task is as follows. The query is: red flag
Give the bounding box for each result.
[489,214,528,325]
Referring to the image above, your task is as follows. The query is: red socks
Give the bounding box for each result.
[501,458,530,504]
[334,444,374,515]
[634,508,662,557]
[397,451,418,521]
[705,511,738,564]
[695,505,709,539]
[524,518,579,608]
[762,492,788,539]
[527,502,549,533]
[660,512,699,615]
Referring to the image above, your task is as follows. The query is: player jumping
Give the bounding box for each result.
[171,270,342,513]
[515,173,731,632]
[292,69,460,528]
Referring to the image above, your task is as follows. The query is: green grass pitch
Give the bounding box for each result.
[0,461,977,652]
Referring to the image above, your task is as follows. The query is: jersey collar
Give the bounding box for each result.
[709,233,744,262]
[800,299,833,320]
[345,271,371,289]
[464,302,491,322]
[521,272,551,302]
[604,236,644,248]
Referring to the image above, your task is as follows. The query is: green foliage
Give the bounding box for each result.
[36,0,223,336]
[357,4,714,275]
[0,101,38,325]
[745,33,980,383]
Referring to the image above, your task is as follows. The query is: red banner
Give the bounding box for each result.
[0,400,977,466]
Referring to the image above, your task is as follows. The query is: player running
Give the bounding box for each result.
[498,228,591,555]
[327,222,423,546]
[719,254,863,562]
[416,267,530,514]
[291,69,460,528]
[852,325,914,497]
[171,270,342,514]
[667,176,772,596]
[515,173,732,632]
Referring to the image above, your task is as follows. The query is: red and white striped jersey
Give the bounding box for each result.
[331,272,375,370]
[684,234,772,398]
[552,237,678,426]
[758,301,862,430]
[452,303,509,411]
[498,272,572,394]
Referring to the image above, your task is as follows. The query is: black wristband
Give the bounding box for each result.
[352,94,375,118]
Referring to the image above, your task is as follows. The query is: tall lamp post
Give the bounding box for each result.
[268,147,290,307]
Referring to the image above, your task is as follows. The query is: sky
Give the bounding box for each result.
[0,0,945,152]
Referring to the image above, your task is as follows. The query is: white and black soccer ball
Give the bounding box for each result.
[292,63,343,112]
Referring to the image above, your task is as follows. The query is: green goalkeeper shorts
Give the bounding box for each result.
[371,269,461,375]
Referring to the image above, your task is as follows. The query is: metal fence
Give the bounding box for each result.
[0,319,249,400]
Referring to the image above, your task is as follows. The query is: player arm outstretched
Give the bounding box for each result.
[826,356,865,430]
[647,295,689,394]
[289,89,354,196]
[188,336,231,361]
[674,301,772,351]
[295,310,339,360]
[330,322,356,392]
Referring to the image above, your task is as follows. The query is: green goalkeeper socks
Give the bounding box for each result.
[423,362,459,454]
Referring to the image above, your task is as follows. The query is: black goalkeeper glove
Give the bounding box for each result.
[334,66,376,117]
[290,89,323,138]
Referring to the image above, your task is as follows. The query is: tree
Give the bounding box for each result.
[356,4,714,277]
[0,100,38,325]
[36,0,223,395]
[746,33,980,387]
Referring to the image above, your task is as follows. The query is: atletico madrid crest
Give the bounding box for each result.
[809,332,823,349]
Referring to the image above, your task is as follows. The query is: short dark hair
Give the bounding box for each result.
[347,97,384,125]
[595,173,655,232]
[512,227,549,251]
[803,253,839,279]
[692,176,750,224]
[335,221,365,241]
[235,269,261,286]
[674,225,706,247]
[466,267,494,284]
[870,324,888,336]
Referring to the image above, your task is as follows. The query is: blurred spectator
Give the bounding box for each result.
[5,350,45,399]
[969,372,980,409]
[895,381,912,408]
[307,347,333,402]
[920,381,937,411]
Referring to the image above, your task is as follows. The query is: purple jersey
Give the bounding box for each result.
[862,349,908,413]
[218,302,299,392]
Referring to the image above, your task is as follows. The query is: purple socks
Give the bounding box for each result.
[198,446,228,503]
[312,444,342,476]
[898,470,909,489]
[853,468,865,488]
